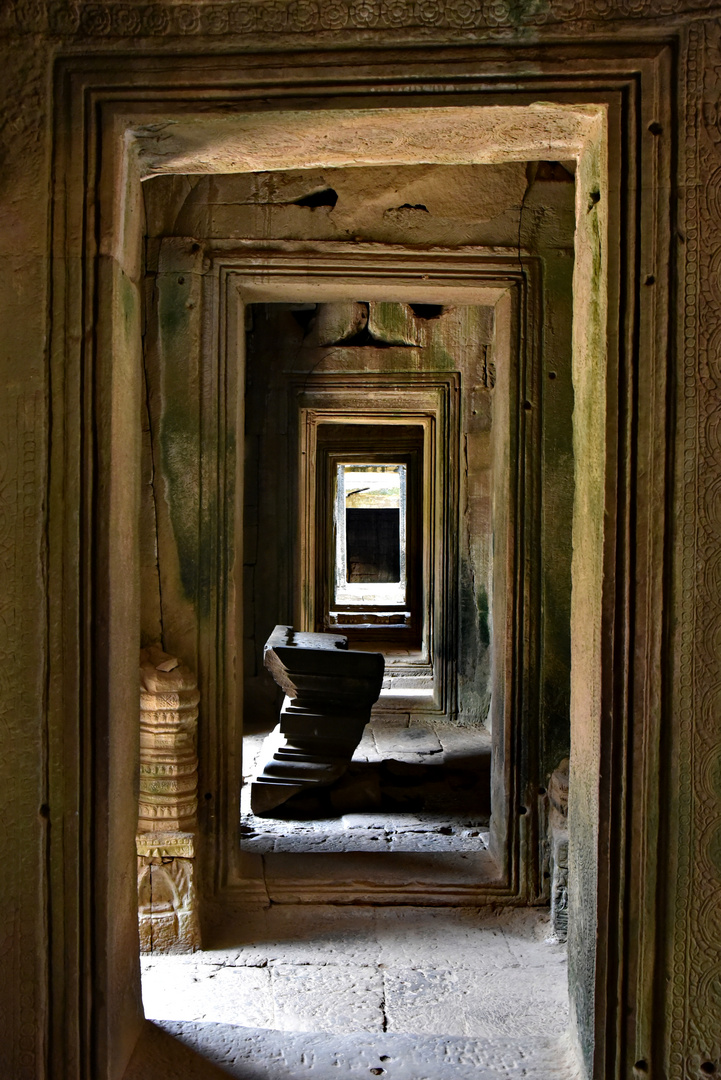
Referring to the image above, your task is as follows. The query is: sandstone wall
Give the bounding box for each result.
[0,7,718,1080]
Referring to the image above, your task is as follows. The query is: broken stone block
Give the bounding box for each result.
[250,626,384,814]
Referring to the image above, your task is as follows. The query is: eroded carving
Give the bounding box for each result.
[6,0,719,39]
[136,645,201,953]
[548,759,569,942]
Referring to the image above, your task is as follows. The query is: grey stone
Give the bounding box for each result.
[375,908,516,970]
[263,626,384,709]
[151,1023,581,1080]
[372,723,442,755]
[271,963,386,1033]
[251,627,385,813]
[140,907,574,1077]
[329,769,383,813]
[388,831,485,852]
[383,964,568,1039]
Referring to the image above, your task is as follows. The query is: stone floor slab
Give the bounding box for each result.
[493,907,571,966]
[241,720,490,855]
[271,963,385,1033]
[141,907,573,1076]
[372,722,442,755]
[153,1022,581,1080]
[142,959,274,1027]
[375,907,515,969]
[383,963,568,1039]
[200,904,380,967]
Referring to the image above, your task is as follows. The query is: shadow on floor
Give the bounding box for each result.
[124,1021,236,1079]
[258,751,492,819]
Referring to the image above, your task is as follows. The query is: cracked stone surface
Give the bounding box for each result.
[271,963,385,1033]
[241,720,491,854]
[372,721,442,756]
[139,1023,581,1079]
[140,906,576,1078]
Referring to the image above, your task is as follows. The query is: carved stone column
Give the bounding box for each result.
[250,625,384,814]
[136,646,201,953]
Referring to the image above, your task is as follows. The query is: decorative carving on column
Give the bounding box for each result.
[250,625,384,814]
[548,759,569,942]
[136,645,201,953]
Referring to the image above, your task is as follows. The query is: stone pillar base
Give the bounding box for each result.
[137,836,200,954]
[250,627,384,815]
[137,647,201,953]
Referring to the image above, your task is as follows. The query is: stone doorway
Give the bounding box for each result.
[140,220,575,906]
[47,54,673,1075]
[238,298,497,859]
[133,105,602,1069]
[137,158,579,1065]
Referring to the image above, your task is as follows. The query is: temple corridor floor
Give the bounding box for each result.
[135,905,579,1079]
[241,721,492,855]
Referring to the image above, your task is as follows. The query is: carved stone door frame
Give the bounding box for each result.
[48,45,674,1080]
[192,247,539,905]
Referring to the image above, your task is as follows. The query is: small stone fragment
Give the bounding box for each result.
[155,656,180,672]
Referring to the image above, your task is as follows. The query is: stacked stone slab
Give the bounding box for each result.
[251,626,384,814]
[136,646,201,953]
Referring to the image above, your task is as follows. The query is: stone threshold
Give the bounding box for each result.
[225,849,507,907]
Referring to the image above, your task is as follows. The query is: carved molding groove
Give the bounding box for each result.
[136,645,201,953]
[3,0,717,37]
[0,392,43,1080]
[671,19,721,1078]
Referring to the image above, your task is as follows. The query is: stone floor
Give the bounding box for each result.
[138,904,577,1079]
[241,720,491,854]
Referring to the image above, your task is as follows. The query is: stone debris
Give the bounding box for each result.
[250,627,384,814]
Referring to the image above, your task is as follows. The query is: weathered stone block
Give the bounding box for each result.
[250,626,384,814]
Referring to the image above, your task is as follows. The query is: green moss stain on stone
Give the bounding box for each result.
[368,301,418,345]
[458,556,492,725]
[157,271,211,616]
[477,585,491,649]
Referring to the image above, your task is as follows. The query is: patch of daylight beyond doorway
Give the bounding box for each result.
[138,905,577,1080]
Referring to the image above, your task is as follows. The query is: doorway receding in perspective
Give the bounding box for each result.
[240,299,495,858]
[137,156,577,898]
[318,423,424,647]
[336,463,406,605]
[136,140,584,1074]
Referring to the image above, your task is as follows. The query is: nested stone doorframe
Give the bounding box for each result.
[47,46,674,1080]
[194,248,541,907]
